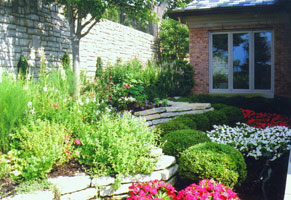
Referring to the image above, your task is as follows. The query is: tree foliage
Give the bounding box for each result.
[158,18,189,62]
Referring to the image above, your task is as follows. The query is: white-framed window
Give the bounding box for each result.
[209,30,274,96]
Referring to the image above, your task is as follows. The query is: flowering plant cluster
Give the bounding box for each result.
[176,179,240,200]
[127,180,176,200]
[207,123,291,161]
[241,108,291,128]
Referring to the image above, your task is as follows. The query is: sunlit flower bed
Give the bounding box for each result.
[127,179,240,200]
[207,123,291,161]
[241,108,291,128]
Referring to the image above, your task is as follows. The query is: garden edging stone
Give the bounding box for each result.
[3,148,178,200]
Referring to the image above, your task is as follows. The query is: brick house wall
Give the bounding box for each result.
[189,24,291,98]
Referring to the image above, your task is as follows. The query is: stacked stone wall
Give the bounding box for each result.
[80,19,155,77]
[0,1,155,76]
[0,0,71,74]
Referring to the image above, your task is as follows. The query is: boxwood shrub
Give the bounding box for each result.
[204,110,228,129]
[179,142,247,188]
[156,120,190,137]
[180,114,210,131]
[161,129,210,158]
[172,117,197,129]
[220,106,244,126]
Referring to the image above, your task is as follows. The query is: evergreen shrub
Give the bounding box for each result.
[172,117,197,129]
[181,114,210,131]
[179,142,247,188]
[156,120,190,137]
[204,110,228,129]
[161,129,210,158]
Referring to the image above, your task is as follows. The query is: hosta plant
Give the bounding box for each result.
[207,123,291,161]
[127,180,176,200]
[176,179,240,200]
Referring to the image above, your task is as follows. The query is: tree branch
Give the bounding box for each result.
[80,16,95,32]
[80,19,99,38]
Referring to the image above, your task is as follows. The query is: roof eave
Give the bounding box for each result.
[168,3,283,20]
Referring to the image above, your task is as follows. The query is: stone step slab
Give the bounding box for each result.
[134,107,166,116]
[160,164,179,181]
[91,176,115,187]
[154,155,176,170]
[48,174,91,195]
[100,183,132,197]
[3,190,54,200]
[60,188,98,200]
[121,171,162,184]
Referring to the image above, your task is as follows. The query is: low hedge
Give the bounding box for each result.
[156,120,190,137]
[180,114,210,131]
[161,129,210,158]
[204,110,228,129]
[179,142,247,188]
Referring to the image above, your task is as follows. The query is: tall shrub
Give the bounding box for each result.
[158,18,189,62]
[0,75,28,153]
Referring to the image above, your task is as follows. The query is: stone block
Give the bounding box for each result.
[48,174,91,195]
[100,183,132,197]
[60,188,98,200]
[149,147,163,157]
[121,171,162,184]
[160,164,179,181]
[166,106,193,112]
[134,107,166,116]
[154,155,176,170]
[151,118,173,125]
[144,114,161,121]
[3,190,54,200]
[91,176,115,186]
[167,175,177,186]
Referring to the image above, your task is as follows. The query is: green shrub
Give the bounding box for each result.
[179,142,247,188]
[158,18,189,62]
[76,113,157,177]
[0,155,10,180]
[156,120,190,137]
[204,110,228,129]
[212,103,228,110]
[172,117,197,129]
[220,106,244,126]
[60,53,71,70]
[161,129,210,158]
[0,75,28,153]
[181,114,210,131]
[17,55,29,79]
[9,120,72,181]
[157,60,194,97]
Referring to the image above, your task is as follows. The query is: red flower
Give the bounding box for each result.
[81,117,85,120]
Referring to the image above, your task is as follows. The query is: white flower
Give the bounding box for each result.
[27,101,32,108]
[43,86,48,92]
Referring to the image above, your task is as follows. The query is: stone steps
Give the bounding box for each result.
[134,101,213,127]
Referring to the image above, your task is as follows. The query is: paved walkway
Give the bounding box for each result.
[284,150,291,200]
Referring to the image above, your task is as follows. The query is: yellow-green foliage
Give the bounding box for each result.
[179,142,247,188]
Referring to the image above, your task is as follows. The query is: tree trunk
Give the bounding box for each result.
[72,37,81,97]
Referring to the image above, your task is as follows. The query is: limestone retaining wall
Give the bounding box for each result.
[3,148,178,200]
[0,1,155,76]
[134,101,213,127]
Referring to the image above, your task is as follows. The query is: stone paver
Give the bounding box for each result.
[48,174,91,195]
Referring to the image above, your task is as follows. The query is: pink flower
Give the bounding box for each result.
[74,138,82,145]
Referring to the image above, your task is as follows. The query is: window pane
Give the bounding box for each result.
[233,33,249,89]
[255,32,272,89]
[212,34,228,89]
